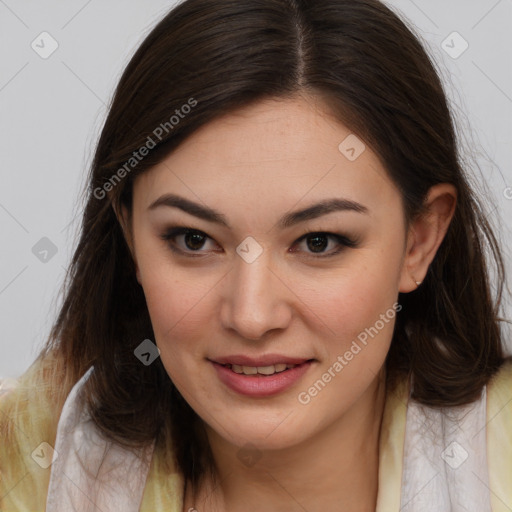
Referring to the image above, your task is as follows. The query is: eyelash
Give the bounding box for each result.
[159,226,359,259]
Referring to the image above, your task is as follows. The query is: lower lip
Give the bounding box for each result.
[211,361,313,397]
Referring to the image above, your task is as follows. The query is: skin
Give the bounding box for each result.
[118,94,456,511]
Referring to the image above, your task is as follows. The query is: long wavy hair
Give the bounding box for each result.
[19,0,508,493]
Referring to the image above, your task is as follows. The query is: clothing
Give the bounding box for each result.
[1,359,511,511]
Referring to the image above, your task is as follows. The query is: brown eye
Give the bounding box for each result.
[306,234,329,253]
[293,232,358,257]
[182,232,207,251]
[160,227,218,255]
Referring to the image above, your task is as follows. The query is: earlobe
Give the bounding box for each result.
[399,183,457,293]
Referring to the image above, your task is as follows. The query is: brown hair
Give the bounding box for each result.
[32,0,506,492]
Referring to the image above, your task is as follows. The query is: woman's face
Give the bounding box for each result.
[127,95,411,451]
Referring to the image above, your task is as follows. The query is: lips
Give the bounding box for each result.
[210,354,312,367]
[210,358,315,397]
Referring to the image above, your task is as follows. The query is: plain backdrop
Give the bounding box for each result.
[1,0,511,378]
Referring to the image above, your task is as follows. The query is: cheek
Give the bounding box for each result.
[135,228,213,334]
[311,245,402,364]
[143,273,212,342]
[140,270,219,402]
[138,252,220,377]
[317,278,397,355]
[303,274,399,413]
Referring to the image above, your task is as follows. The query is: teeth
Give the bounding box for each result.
[226,363,297,376]
[257,365,276,375]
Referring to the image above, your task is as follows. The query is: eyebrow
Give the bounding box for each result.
[148,193,369,229]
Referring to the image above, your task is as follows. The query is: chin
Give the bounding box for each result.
[208,413,314,452]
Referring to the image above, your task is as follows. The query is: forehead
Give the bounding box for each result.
[133,95,401,221]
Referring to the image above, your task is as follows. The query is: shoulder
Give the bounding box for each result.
[0,354,69,512]
[487,357,512,512]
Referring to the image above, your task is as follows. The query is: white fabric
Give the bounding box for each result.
[47,366,491,510]
[400,387,491,511]
[46,366,155,512]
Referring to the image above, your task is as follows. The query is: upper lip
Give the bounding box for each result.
[210,354,313,366]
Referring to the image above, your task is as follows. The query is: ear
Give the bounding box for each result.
[399,183,457,293]
[112,202,141,285]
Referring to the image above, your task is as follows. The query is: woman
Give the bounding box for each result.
[1,0,511,510]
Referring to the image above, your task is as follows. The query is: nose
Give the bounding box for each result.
[220,251,293,341]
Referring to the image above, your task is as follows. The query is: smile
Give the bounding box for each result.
[221,363,297,376]
[211,359,315,397]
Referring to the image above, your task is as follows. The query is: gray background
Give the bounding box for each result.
[1,0,511,378]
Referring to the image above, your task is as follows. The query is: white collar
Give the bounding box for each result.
[400,385,491,511]
[46,366,154,511]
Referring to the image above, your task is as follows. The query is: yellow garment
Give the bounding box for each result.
[1,358,511,511]
[487,358,512,511]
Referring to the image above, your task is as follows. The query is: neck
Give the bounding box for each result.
[186,371,386,512]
